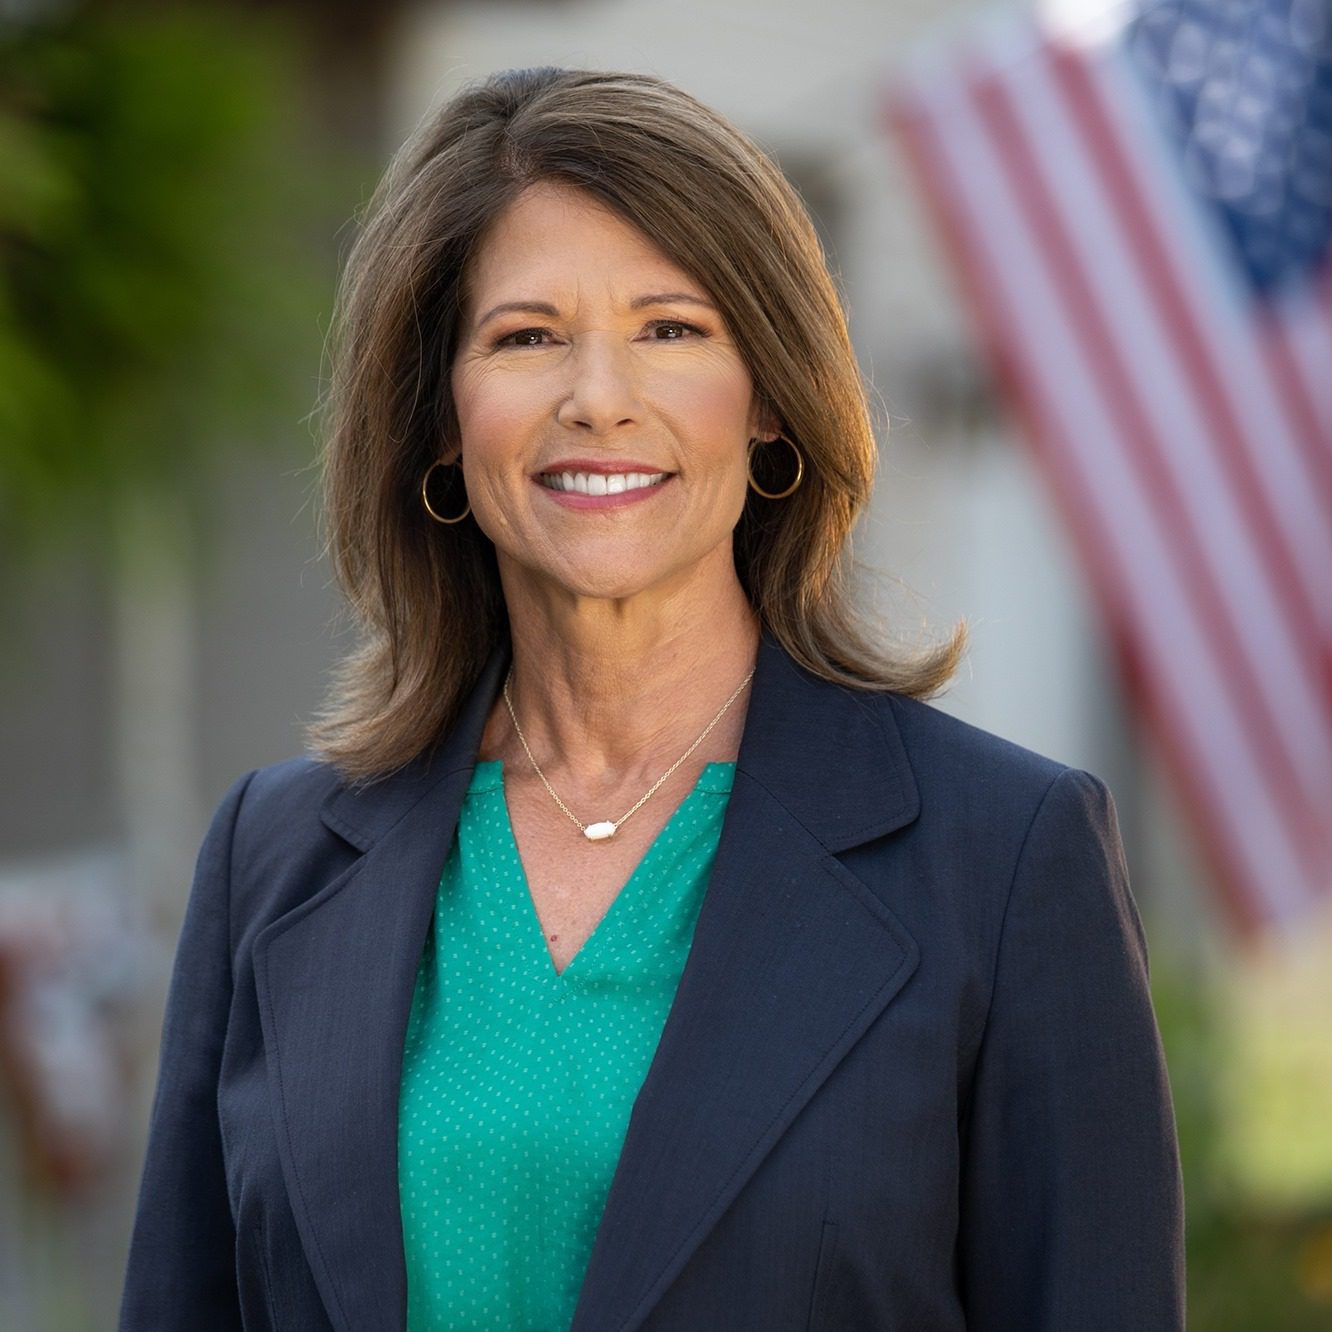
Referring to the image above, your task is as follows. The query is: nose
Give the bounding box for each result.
[555,332,642,436]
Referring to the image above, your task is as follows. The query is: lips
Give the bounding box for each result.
[538,469,668,496]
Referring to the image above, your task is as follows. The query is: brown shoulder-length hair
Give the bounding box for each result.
[310,66,965,780]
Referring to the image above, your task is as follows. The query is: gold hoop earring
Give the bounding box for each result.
[747,433,804,500]
[421,459,471,524]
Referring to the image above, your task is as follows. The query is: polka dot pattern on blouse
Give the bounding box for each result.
[398,758,734,1331]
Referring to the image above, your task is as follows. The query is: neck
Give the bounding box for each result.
[486,560,760,786]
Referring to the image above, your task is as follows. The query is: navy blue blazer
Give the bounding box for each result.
[119,635,1185,1330]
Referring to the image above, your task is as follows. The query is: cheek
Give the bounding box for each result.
[451,366,543,467]
[647,362,756,444]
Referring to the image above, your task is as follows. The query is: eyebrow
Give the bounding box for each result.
[472,291,718,332]
[630,291,717,311]
[472,300,559,331]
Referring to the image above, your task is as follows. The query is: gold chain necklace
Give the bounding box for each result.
[502,666,755,841]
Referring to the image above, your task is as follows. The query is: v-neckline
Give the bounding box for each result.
[471,759,732,982]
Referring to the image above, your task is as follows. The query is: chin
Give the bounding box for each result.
[553,569,660,604]
[543,551,704,606]
[500,534,732,609]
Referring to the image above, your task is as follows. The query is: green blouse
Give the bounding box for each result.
[398,758,734,1331]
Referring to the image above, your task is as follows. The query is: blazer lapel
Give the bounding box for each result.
[251,649,508,1332]
[571,638,922,1332]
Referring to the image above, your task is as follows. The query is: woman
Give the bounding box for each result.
[119,67,1184,1331]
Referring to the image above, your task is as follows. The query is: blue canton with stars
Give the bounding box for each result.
[1126,0,1332,296]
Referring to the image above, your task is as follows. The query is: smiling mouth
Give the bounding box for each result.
[538,470,669,496]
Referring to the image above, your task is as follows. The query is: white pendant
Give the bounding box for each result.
[584,821,617,841]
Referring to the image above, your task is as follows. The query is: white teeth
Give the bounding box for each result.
[541,470,668,493]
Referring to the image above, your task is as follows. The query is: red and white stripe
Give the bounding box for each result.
[887,17,1332,932]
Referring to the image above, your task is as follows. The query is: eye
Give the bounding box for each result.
[493,327,553,348]
[645,319,706,340]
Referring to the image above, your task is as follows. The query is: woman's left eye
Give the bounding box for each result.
[644,319,705,340]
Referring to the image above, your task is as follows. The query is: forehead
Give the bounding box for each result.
[463,181,698,302]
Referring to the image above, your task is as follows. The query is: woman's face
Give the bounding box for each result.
[450,181,768,608]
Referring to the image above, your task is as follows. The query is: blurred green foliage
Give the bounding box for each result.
[1153,957,1332,1329]
[0,2,333,556]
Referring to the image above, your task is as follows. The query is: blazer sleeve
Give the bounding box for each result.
[958,767,1185,1331]
[119,771,256,1330]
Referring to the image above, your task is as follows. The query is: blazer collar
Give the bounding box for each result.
[254,632,921,1332]
[734,632,919,850]
[319,631,919,856]
[318,645,511,852]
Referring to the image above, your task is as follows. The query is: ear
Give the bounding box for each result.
[439,404,464,466]
[748,399,782,442]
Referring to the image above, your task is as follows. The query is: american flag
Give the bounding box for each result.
[888,0,1332,932]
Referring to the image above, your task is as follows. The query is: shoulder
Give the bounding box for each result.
[881,690,1069,792]
[226,754,346,846]
[196,754,345,863]
[872,686,1101,821]
[195,756,357,944]
[749,642,1109,860]
[869,688,1119,873]
[833,691,1140,992]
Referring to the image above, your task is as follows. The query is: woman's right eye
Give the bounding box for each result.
[494,328,551,348]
